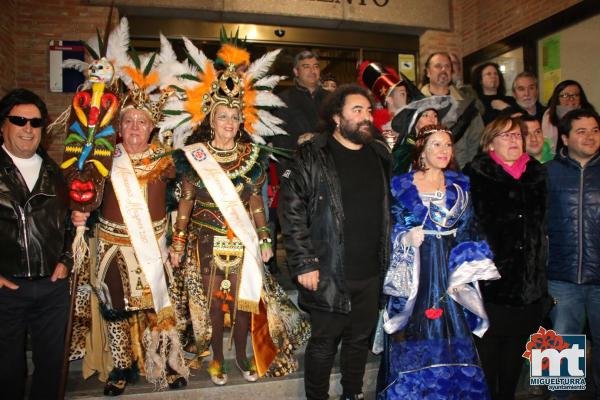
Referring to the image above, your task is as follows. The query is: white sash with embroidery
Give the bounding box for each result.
[183,142,262,314]
[110,144,172,314]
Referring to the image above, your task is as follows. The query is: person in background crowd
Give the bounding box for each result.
[421,52,484,168]
[449,52,465,88]
[271,51,329,275]
[546,108,600,400]
[464,115,550,400]
[321,73,338,92]
[389,95,456,175]
[471,62,515,125]
[378,123,498,399]
[507,72,546,122]
[0,88,72,400]
[542,79,596,153]
[522,114,553,163]
[272,50,328,162]
[279,84,390,400]
[357,61,414,148]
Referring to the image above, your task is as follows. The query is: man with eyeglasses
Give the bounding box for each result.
[0,88,73,400]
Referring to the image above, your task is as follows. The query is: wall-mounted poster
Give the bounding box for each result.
[49,40,85,93]
[541,35,561,104]
[398,54,416,82]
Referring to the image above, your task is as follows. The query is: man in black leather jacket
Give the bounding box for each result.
[0,89,72,400]
[279,84,390,400]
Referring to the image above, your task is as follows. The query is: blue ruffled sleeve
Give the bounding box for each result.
[390,173,426,240]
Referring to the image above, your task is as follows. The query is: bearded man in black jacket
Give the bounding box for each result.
[279,84,390,400]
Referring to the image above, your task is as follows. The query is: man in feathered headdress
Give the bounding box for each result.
[70,18,188,396]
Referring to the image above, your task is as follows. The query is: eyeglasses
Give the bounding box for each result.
[494,131,523,141]
[6,115,44,128]
[559,92,580,100]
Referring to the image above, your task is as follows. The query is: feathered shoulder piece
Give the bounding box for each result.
[158,27,288,149]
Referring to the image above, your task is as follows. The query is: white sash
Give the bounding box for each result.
[110,144,172,314]
[183,142,263,314]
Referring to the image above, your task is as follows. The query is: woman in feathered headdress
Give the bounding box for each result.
[165,30,309,386]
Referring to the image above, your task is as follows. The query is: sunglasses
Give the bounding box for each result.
[6,115,44,128]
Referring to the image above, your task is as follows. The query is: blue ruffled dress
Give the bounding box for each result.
[378,170,497,400]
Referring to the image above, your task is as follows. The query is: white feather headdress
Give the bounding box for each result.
[158,32,287,147]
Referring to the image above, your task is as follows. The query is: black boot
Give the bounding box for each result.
[103,380,127,396]
[167,375,188,389]
[340,393,365,400]
[103,363,139,396]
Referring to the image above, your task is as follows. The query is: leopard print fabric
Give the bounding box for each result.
[170,235,212,358]
[107,319,134,370]
[263,273,311,377]
[69,253,92,361]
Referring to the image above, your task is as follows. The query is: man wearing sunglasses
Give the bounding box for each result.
[0,88,73,400]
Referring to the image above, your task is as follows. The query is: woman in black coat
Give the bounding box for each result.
[463,115,549,400]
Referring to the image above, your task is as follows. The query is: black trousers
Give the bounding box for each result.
[0,277,69,400]
[475,301,544,400]
[304,275,380,400]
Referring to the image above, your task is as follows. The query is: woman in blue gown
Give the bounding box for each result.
[377,124,500,399]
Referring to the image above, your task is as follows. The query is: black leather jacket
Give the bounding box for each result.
[0,146,72,278]
[279,133,391,314]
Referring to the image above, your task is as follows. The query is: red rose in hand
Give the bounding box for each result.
[425,308,443,320]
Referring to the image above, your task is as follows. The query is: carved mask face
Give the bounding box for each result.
[61,84,120,211]
[88,57,115,84]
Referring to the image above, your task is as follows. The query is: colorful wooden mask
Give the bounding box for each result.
[60,69,119,211]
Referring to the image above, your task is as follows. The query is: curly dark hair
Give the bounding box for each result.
[316,84,374,134]
[472,62,506,97]
[184,112,254,146]
[411,124,457,172]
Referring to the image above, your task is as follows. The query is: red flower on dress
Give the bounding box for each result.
[425,307,444,320]
[522,326,570,370]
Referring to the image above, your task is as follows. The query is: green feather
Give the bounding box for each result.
[255,144,292,159]
[180,73,200,82]
[162,109,183,116]
[95,28,104,57]
[130,47,141,70]
[143,53,157,76]
[81,40,99,60]
[173,116,192,130]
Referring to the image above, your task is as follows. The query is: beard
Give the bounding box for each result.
[517,98,536,110]
[338,118,375,145]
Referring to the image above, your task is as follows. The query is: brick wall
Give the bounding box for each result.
[0,0,17,96]
[7,0,114,159]
[420,0,582,76]
[460,0,581,55]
